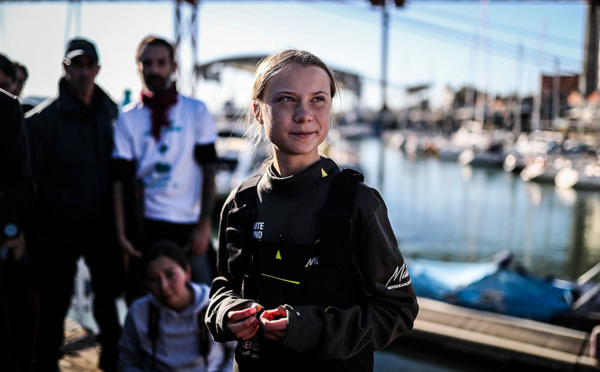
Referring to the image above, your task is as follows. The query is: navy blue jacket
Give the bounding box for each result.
[25,78,117,236]
[0,89,33,238]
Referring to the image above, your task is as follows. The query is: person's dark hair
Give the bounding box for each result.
[136,35,175,63]
[13,62,28,81]
[144,240,188,275]
[0,54,16,82]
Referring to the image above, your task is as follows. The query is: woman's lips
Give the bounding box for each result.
[291,131,314,138]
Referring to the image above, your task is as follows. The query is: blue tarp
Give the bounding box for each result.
[408,258,572,321]
[408,259,498,301]
[455,269,571,321]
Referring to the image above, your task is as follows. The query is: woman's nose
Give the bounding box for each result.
[293,102,313,123]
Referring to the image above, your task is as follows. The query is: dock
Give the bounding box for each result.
[408,297,599,371]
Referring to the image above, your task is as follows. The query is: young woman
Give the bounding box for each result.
[205,49,419,372]
[119,240,233,372]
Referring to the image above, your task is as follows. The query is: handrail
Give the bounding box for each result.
[577,261,600,286]
[572,283,600,311]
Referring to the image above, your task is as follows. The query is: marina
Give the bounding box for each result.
[337,131,600,370]
[354,134,600,281]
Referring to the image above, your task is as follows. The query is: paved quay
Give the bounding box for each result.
[408,297,600,371]
[59,318,102,372]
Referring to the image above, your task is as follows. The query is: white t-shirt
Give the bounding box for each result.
[113,94,217,224]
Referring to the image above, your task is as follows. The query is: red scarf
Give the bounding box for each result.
[141,84,178,142]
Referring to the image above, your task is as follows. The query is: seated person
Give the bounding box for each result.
[119,240,233,372]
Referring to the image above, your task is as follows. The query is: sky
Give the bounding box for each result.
[0,0,588,114]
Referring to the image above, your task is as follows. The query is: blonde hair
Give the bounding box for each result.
[246,49,338,149]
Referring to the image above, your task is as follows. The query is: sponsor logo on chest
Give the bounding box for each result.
[253,221,264,239]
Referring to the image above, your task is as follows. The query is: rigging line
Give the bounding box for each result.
[394,15,582,69]
[332,0,583,68]
[201,2,577,89]
[342,0,584,62]
[204,2,381,66]
[408,4,584,50]
[393,12,580,57]
[293,2,382,45]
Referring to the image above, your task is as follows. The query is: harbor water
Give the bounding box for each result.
[355,137,600,281]
[352,135,600,371]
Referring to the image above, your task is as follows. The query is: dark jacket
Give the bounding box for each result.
[25,78,117,235]
[0,89,34,239]
[0,88,35,372]
[206,157,418,372]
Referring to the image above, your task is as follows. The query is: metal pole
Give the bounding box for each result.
[381,4,389,110]
[552,57,560,129]
[578,261,600,285]
[475,0,488,126]
[582,0,600,96]
[174,0,182,88]
[532,18,546,132]
[466,32,478,119]
[514,43,523,135]
[191,1,199,96]
[377,3,389,191]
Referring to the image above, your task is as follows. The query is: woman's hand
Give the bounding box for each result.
[226,303,261,341]
[259,305,288,341]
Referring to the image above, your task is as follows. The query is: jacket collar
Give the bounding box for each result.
[259,156,341,198]
[55,77,112,119]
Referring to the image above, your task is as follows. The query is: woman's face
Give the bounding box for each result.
[256,64,332,167]
[146,256,191,311]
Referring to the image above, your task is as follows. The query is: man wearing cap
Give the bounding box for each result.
[25,37,124,372]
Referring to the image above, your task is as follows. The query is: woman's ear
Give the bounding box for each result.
[253,102,263,124]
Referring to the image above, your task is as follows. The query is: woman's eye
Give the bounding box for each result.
[278,96,294,102]
[313,96,325,102]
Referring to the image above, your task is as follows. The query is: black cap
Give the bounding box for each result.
[64,38,99,63]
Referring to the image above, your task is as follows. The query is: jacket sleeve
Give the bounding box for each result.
[0,93,34,235]
[118,310,144,372]
[205,192,254,342]
[280,187,419,359]
[24,110,47,187]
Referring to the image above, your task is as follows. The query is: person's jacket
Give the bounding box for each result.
[0,89,34,241]
[206,157,419,372]
[120,282,234,372]
[25,78,117,234]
